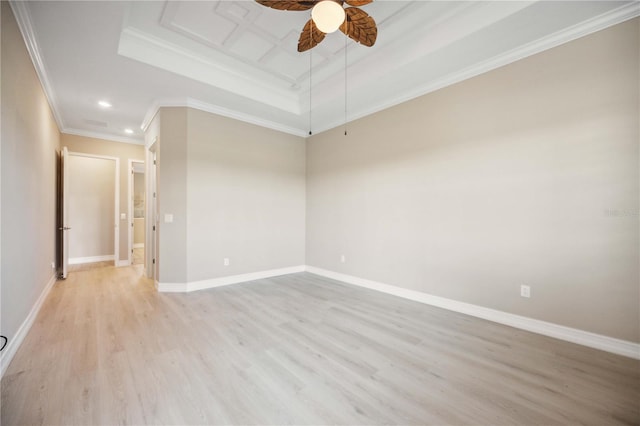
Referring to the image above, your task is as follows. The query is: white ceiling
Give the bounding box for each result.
[11,1,639,144]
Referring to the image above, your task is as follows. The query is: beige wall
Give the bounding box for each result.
[133,171,145,245]
[134,218,145,245]
[156,108,188,283]
[61,134,144,263]
[1,3,61,355]
[133,171,144,217]
[67,155,116,260]
[147,107,306,284]
[306,19,639,342]
[186,108,306,282]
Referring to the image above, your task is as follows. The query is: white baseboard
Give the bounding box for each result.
[133,243,144,249]
[68,255,114,265]
[305,266,640,360]
[115,259,130,267]
[157,265,306,293]
[1,273,57,378]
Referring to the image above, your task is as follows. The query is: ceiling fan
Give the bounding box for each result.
[255,0,377,52]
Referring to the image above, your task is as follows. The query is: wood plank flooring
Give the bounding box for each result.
[2,264,639,425]
[133,248,144,265]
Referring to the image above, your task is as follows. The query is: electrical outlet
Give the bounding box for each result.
[340,255,346,263]
[520,285,530,298]
[224,258,230,266]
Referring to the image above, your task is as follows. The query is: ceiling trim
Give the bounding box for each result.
[10,1,146,147]
[141,98,308,138]
[118,27,302,114]
[312,1,640,136]
[13,1,640,144]
[63,128,145,146]
[9,0,65,132]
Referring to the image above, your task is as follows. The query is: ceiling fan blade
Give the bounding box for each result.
[298,19,326,52]
[255,0,318,11]
[344,0,373,6]
[340,7,377,47]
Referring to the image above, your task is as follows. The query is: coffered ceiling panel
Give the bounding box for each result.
[10,1,639,143]
[164,3,239,46]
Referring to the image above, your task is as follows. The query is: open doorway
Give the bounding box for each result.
[129,160,145,265]
[65,152,119,270]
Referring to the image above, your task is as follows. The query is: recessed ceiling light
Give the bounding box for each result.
[124,128,134,134]
[98,100,112,108]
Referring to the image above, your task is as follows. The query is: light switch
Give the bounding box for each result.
[120,213,127,220]
[164,214,174,223]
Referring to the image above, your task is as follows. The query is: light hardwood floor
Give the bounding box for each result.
[133,247,144,265]
[2,265,639,425]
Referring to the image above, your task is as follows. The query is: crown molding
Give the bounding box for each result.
[62,128,145,146]
[185,98,308,137]
[118,27,302,115]
[11,1,638,142]
[312,1,640,136]
[9,0,65,132]
[140,97,308,138]
[142,2,640,139]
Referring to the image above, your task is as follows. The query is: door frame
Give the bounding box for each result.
[60,147,69,278]
[145,139,158,280]
[128,159,145,266]
[68,151,120,266]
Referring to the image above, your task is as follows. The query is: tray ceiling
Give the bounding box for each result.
[10,1,639,143]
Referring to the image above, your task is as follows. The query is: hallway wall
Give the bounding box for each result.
[1,2,61,373]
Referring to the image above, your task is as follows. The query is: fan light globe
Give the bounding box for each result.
[311,1,345,33]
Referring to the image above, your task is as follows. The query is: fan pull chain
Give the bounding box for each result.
[308,24,313,136]
[344,34,348,136]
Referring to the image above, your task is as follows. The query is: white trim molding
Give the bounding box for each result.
[1,274,57,378]
[8,3,145,146]
[9,1,65,131]
[12,0,638,143]
[63,128,144,146]
[140,98,308,137]
[118,27,300,114]
[68,255,115,265]
[305,266,640,360]
[157,265,306,293]
[315,2,640,136]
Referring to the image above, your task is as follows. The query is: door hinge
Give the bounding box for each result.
[152,258,155,264]
[153,225,156,231]
[153,160,156,165]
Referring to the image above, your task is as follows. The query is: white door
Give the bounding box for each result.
[61,146,70,279]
